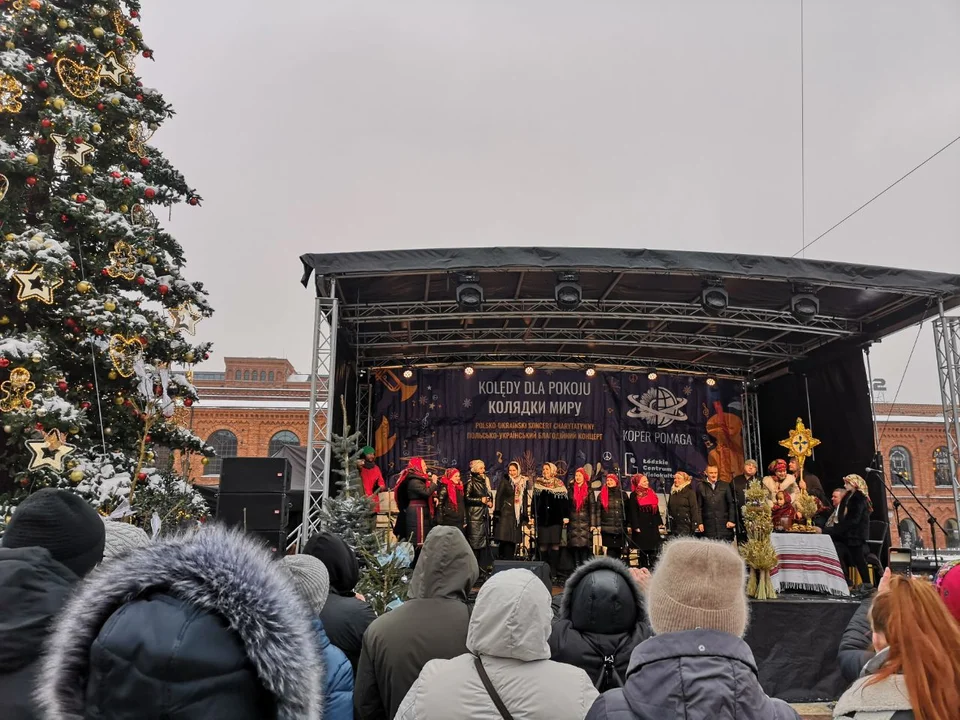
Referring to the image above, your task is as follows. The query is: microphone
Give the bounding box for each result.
[865,467,882,475]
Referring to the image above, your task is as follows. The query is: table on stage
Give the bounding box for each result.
[770,533,850,597]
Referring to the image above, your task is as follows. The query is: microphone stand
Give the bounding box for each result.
[873,468,946,566]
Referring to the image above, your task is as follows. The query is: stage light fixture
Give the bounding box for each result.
[402,365,414,379]
[555,271,582,311]
[456,272,483,310]
[585,366,596,378]
[524,364,535,376]
[464,365,475,377]
[701,281,728,314]
[705,375,717,387]
[790,288,819,324]
[647,369,658,381]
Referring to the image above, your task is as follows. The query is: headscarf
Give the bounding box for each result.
[542,462,558,479]
[440,468,461,510]
[843,473,874,513]
[771,459,787,474]
[506,462,522,487]
[508,462,525,523]
[631,474,659,509]
[600,473,619,511]
[572,467,590,512]
[396,457,427,488]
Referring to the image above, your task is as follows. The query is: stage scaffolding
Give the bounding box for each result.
[934,303,960,525]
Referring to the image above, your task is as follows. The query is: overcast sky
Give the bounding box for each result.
[138,0,960,405]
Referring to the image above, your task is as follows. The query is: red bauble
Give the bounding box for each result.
[60,214,68,222]
[137,472,147,481]
[26,63,34,71]
[70,261,77,269]
[115,37,124,46]
[94,328,104,336]
[81,401,91,410]
[20,478,30,487]
[73,136,83,144]
[136,276,146,285]
[86,382,93,389]
[26,177,37,186]
[135,94,144,102]
[0,358,9,368]
[35,422,44,430]
[131,9,139,17]
[101,267,110,276]
[122,177,132,187]
[111,171,122,178]
[22,399,31,409]
[45,52,54,62]
[158,284,169,295]
[140,157,150,167]
[144,188,156,199]
[183,398,193,407]
[97,102,105,111]
[142,50,152,58]
[138,337,147,346]
[75,193,87,203]
[36,137,46,145]
[57,380,68,391]
[203,353,209,360]
[40,118,51,128]
[38,80,48,90]
[144,434,151,442]
[188,197,199,206]
[75,44,85,54]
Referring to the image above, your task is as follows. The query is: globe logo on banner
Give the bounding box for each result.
[626,387,688,427]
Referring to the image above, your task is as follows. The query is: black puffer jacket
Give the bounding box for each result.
[465,472,493,550]
[594,488,628,536]
[305,532,377,673]
[838,599,874,684]
[549,556,652,690]
[37,525,322,720]
[567,481,595,548]
[0,547,77,720]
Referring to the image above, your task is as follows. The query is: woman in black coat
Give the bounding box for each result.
[827,474,872,587]
[594,473,628,560]
[464,459,494,567]
[567,467,595,567]
[493,461,529,560]
[533,462,570,580]
[392,457,437,550]
[628,473,663,568]
[549,556,652,691]
[667,471,701,537]
[435,468,466,533]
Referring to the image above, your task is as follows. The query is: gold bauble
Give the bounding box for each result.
[148,256,157,264]
[57,19,69,29]
[119,204,128,212]
[184,351,195,363]
[110,96,121,106]
[68,426,79,434]
[4,41,15,51]
[103,300,116,311]
[91,122,101,133]
[52,97,65,110]
[81,164,94,175]
[135,247,145,257]
[104,427,112,436]
[113,396,123,406]
[107,370,117,380]
[26,153,39,165]
[201,457,210,466]
[92,27,105,38]
[0,315,9,325]
[4,233,15,241]
[76,280,91,293]
[69,469,84,482]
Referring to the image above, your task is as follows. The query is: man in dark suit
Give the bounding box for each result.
[698,465,737,542]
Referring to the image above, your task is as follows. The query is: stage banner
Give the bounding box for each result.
[371,368,744,490]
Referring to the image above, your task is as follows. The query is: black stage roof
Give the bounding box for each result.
[300,247,960,381]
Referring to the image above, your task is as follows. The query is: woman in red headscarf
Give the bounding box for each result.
[392,457,438,552]
[435,468,466,535]
[566,467,595,567]
[593,473,627,560]
[762,458,798,507]
[628,474,663,568]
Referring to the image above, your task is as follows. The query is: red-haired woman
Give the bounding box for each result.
[393,457,438,563]
[834,575,960,720]
[435,468,466,535]
[628,474,663,568]
[593,473,627,560]
[566,467,595,567]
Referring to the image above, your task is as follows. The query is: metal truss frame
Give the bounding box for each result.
[741,385,763,471]
[356,381,373,448]
[933,302,960,524]
[295,279,339,552]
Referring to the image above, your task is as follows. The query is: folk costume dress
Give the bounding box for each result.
[628,475,662,567]
[435,468,467,534]
[392,457,436,548]
[493,462,530,560]
[358,446,385,513]
[594,474,628,560]
[567,468,595,566]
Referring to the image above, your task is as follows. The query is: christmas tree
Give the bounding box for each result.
[356,535,413,616]
[0,1,211,531]
[319,420,376,556]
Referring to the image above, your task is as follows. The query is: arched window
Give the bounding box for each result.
[234,370,241,380]
[934,447,953,487]
[889,446,913,485]
[269,371,275,382]
[946,519,960,549]
[268,430,300,457]
[205,430,237,476]
[260,371,267,381]
[243,370,250,381]
[898,519,924,550]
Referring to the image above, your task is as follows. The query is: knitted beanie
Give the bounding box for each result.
[646,538,749,638]
[102,520,151,560]
[935,559,960,623]
[281,553,331,616]
[2,488,105,578]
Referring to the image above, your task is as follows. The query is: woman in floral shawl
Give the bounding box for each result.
[533,462,570,581]
[493,461,529,560]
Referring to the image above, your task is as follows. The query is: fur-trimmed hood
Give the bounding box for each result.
[558,556,644,633]
[37,524,322,720]
[834,673,912,717]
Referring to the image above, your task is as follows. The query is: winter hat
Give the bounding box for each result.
[646,538,749,638]
[2,488,105,578]
[935,559,960,623]
[282,553,331,616]
[361,446,375,456]
[102,520,151,560]
[302,532,359,594]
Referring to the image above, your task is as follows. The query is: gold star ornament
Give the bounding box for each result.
[26,429,77,472]
[13,264,63,304]
[99,51,129,86]
[169,302,202,335]
[50,133,95,166]
[778,417,821,473]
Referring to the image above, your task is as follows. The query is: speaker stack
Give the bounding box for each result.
[217,457,292,555]
[491,560,553,592]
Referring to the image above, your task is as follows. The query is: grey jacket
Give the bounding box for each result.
[396,568,598,720]
[355,526,479,720]
[834,672,914,720]
[585,629,800,720]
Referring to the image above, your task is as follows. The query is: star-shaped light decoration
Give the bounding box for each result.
[13,264,63,304]
[99,51,129,86]
[50,133,94,167]
[26,429,76,472]
[168,302,202,335]
[778,417,821,476]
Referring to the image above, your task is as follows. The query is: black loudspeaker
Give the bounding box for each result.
[246,530,288,556]
[217,492,289,531]
[492,560,552,592]
[220,457,292,494]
